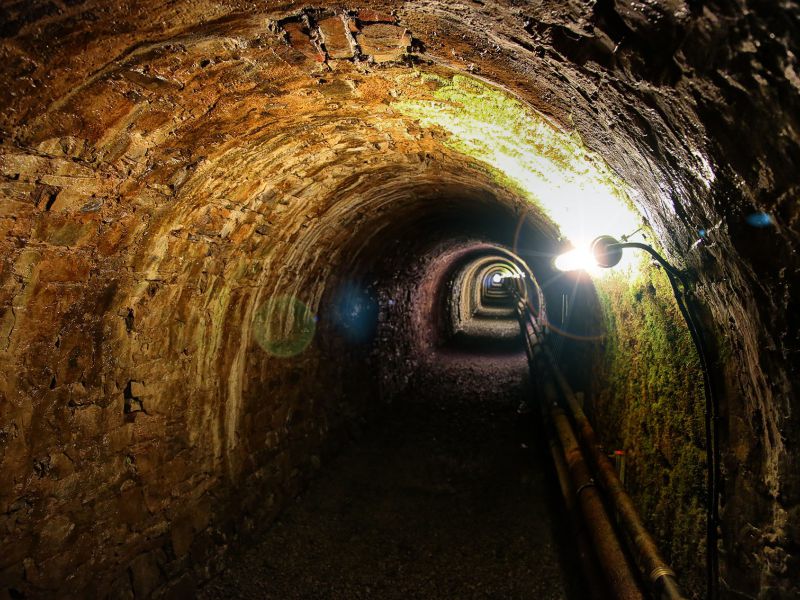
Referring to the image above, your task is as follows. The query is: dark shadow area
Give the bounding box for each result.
[198,385,587,600]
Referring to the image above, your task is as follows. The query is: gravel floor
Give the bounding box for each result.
[199,388,584,600]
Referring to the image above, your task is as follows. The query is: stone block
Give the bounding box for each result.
[48,188,92,212]
[0,154,48,179]
[129,381,146,398]
[107,423,135,452]
[319,17,354,60]
[130,450,158,479]
[0,530,32,570]
[169,514,194,558]
[191,497,212,532]
[32,253,91,283]
[71,405,103,440]
[117,483,149,526]
[37,219,96,247]
[188,529,215,564]
[49,452,76,479]
[0,214,32,240]
[162,573,196,600]
[358,24,411,63]
[35,136,92,160]
[283,21,324,62]
[0,179,37,202]
[36,514,75,555]
[108,572,135,600]
[357,9,396,23]
[51,472,80,501]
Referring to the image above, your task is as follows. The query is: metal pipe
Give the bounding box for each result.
[545,379,644,600]
[541,340,688,600]
[518,301,642,599]
[511,286,687,600]
[522,316,608,600]
[546,428,608,600]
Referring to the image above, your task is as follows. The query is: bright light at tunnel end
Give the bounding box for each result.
[496,271,525,282]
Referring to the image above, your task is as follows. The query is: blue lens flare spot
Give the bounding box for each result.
[746,212,774,228]
[331,283,378,343]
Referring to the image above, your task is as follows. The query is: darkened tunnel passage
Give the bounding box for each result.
[197,375,577,600]
[198,226,579,600]
[2,2,800,599]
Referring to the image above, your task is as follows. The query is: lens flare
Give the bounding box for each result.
[746,212,774,228]
[553,245,597,272]
[330,283,378,343]
[252,295,316,358]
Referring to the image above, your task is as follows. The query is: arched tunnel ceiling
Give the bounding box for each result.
[0,1,799,598]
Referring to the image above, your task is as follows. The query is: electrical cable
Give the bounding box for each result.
[665,269,719,600]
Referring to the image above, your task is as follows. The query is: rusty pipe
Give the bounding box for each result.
[545,413,611,600]
[518,299,642,598]
[541,341,688,600]
[512,287,686,600]
[527,330,608,599]
[542,374,645,600]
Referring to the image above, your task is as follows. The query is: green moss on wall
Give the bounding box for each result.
[392,72,640,243]
[594,263,707,596]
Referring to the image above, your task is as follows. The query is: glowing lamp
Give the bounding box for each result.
[554,236,625,272]
[553,246,595,272]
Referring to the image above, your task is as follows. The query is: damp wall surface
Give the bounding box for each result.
[593,264,709,596]
[1,1,799,598]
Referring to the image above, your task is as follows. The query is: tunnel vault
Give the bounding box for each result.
[1,1,799,599]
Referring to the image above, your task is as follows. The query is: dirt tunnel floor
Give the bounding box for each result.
[198,387,584,599]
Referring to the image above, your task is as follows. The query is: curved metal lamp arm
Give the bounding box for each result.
[610,242,687,283]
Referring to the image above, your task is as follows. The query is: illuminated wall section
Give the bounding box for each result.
[394,74,641,268]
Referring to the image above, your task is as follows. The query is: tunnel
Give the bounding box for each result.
[0,1,799,599]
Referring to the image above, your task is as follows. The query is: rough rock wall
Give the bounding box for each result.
[0,6,541,593]
[0,1,798,598]
[411,2,800,596]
